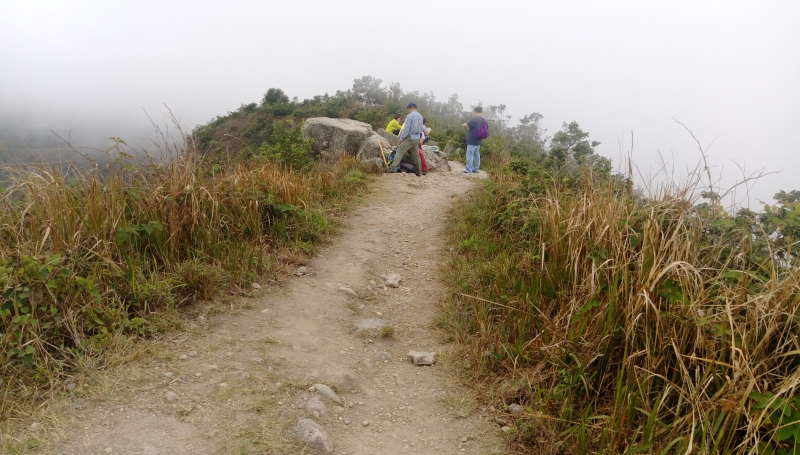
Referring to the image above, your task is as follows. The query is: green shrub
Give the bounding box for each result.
[508,157,529,174]
[256,120,315,170]
[352,106,390,130]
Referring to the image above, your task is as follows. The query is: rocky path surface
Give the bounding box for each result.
[42,162,504,455]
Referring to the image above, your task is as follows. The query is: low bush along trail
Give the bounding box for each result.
[0,134,367,421]
[442,160,800,454]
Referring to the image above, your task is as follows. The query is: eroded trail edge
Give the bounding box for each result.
[47,163,504,455]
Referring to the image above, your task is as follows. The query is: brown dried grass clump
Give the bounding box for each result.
[0,123,368,426]
[443,161,800,454]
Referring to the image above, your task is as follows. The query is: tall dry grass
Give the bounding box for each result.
[443,163,800,454]
[0,129,367,422]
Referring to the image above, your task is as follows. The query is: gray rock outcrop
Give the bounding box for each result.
[302,117,446,173]
[377,128,400,147]
[422,146,451,172]
[302,118,373,157]
[355,133,391,173]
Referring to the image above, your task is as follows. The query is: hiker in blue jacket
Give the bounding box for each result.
[462,106,485,173]
[386,102,423,176]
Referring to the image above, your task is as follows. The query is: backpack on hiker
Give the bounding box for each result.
[476,118,490,140]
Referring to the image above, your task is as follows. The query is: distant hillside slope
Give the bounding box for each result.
[190,77,474,162]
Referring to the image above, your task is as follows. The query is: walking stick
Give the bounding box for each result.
[378,141,388,168]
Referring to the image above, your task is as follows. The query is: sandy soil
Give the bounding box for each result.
[34,162,505,455]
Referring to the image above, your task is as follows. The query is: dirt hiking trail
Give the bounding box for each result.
[38,162,506,455]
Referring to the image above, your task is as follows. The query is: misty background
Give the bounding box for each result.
[1,0,797,205]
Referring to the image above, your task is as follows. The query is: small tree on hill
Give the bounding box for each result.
[517,113,548,146]
[387,82,403,101]
[352,76,386,104]
[262,88,289,106]
[550,121,600,161]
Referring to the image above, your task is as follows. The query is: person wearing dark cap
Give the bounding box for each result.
[386,102,423,175]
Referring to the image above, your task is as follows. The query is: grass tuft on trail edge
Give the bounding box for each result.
[442,157,800,454]
[0,121,368,424]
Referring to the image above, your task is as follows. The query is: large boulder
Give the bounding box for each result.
[422,146,451,172]
[302,118,373,157]
[376,128,400,147]
[356,133,391,173]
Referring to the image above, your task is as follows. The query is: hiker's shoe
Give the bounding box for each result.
[472,170,481,173]
[386,167,399,173]
[421,171,427,175]
[463,170,470,173]
[415,171,421,177]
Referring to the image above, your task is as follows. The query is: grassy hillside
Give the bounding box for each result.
[4,76,795,453]
[189,79,474,163]
[443,148,800,453]
[0,121,368,422]
[0,75,479,415]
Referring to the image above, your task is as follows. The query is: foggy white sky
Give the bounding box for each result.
[1,0,798,205]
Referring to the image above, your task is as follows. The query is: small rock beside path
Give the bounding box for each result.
[295,418,334,453]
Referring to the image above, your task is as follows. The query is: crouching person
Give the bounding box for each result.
[386,113,402,135]
[386,102,423,176]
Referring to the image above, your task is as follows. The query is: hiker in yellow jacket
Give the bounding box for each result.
[385,114,402,135]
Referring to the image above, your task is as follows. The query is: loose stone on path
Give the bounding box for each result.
[294,418,334,453]
[381,273,402,288]
[305,396,329,419]
[311,383,342,405]
[338,286,357,297]
[408,351,437,365]
[353,319,388,332]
